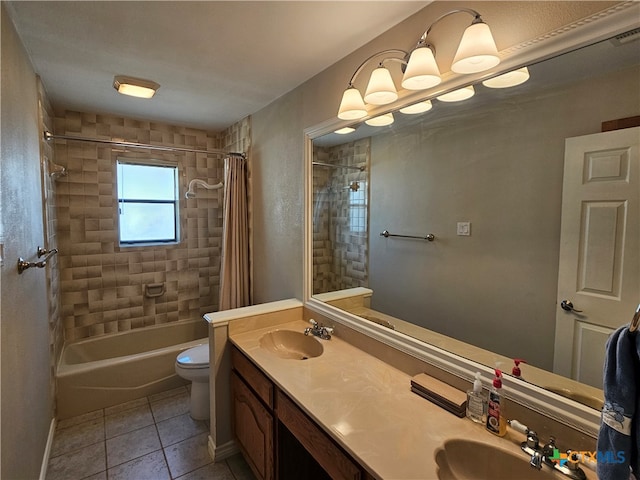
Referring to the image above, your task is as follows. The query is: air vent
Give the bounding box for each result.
[610,27,640,46]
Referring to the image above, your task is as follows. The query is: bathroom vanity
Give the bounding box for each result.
[231,345,365,479]
[227,317,598,480]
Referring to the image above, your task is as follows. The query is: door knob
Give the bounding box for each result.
[560,299,583,313]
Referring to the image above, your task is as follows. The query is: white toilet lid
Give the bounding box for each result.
[176,344,209,368]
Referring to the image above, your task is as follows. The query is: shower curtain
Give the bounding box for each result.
[218,155,251,311]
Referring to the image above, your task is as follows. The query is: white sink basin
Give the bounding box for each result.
[259,330,323,360]
[435,439,557,480]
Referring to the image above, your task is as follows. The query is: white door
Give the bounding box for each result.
[553,127,640,388]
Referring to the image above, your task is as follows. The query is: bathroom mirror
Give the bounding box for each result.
[307,11,639,414]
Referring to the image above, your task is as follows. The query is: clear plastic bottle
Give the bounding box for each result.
[466,372,487,424]
[485,369,507,436]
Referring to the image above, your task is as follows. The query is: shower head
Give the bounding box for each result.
[49,161,67,180]
[184,178,223,199]
[345,181,360,192]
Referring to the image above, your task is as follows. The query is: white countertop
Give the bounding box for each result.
[229,319,596,480]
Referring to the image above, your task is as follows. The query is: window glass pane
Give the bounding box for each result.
[119,203,176,242]
[349,181,367,232]
[118,163,176,200]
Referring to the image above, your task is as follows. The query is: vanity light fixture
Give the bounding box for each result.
[334,127,356,135]
[113,75,160,99]
[338,49,407,120]
[337,9,499,119]
[437,85,475,102]
[365,112,394,127]
[399,100,433,115]
[482,67,530,88]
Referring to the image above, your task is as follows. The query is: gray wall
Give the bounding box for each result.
[249,1,618,304]
[251,91,305,302]
[1,4,53,478]
[368,66,639,370]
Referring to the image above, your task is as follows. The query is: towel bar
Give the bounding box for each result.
[380,230,435,242]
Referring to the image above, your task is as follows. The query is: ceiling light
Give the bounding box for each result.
[437,85,475,102]
[364,66,398,105]
[399,100,433,114]
[113,75,160,99]
[482,67,530,88]
[334,127,356,135]
[365,113,394,126]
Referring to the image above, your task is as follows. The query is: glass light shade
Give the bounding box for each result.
[364,67,398,105]
[482,67,530,88]
[401,46,442,90]
[437,85,475,102]
[338,87,367,120]
[365,113,394,126]
[334,127,356,135]
[113,75,160,99]
[399,100,433,114]
[451,22,500,74]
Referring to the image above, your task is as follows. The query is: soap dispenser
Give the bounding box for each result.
[466,372,487,424]
[485,369,507,436]
[512,359,527,379]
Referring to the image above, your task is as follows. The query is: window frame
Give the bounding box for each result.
[348,180,367,233]
[116,158,180,246]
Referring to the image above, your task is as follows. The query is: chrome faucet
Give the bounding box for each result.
[509,420,587,480]
[521,429,543,469]
[304,319,334,340]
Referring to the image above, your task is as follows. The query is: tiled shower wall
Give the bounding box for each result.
[312,138,369,294]
[53,111,249,341]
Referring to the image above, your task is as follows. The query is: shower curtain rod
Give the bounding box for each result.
[312,161,365,171]
[43,131,245,157]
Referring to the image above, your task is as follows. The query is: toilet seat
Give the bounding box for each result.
[176,344,209,369]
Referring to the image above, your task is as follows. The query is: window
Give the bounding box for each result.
[117,160,179,245]
[348,181,367,233]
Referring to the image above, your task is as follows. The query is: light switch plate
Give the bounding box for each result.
[457,222,471,236]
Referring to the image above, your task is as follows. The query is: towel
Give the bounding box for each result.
[597,325,640,480]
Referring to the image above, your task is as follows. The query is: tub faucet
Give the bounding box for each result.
[304,319,334,340]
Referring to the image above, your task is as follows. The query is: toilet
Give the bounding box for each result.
[175,344,210,420]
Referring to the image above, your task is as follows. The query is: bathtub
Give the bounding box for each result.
[56,319,209,419]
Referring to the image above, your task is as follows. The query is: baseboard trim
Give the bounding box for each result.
[207,435,239,462]
[39,417,57,480]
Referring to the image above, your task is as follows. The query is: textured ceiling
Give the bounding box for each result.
[6,1,429,131]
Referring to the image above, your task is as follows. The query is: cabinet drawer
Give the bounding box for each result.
[276,390,361,480]
[232,346,274,409]
[231,371,274,480]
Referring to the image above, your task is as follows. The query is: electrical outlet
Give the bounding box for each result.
[457,222,471,236]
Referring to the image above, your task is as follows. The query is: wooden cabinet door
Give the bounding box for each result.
[231,371,274,480]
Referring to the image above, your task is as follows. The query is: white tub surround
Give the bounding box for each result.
[56,319,208,419]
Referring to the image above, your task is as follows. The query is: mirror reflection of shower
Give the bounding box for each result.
[312,138,370,294]
[346,181,360,191]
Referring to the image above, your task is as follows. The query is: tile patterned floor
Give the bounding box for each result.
[46,386,255,480]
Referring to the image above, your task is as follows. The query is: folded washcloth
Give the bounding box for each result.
[597,326,640,480]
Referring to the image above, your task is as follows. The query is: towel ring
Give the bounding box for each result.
[630,304,640,333]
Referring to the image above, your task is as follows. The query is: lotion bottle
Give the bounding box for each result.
[485,369,507,436]
[466,372,487,424]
